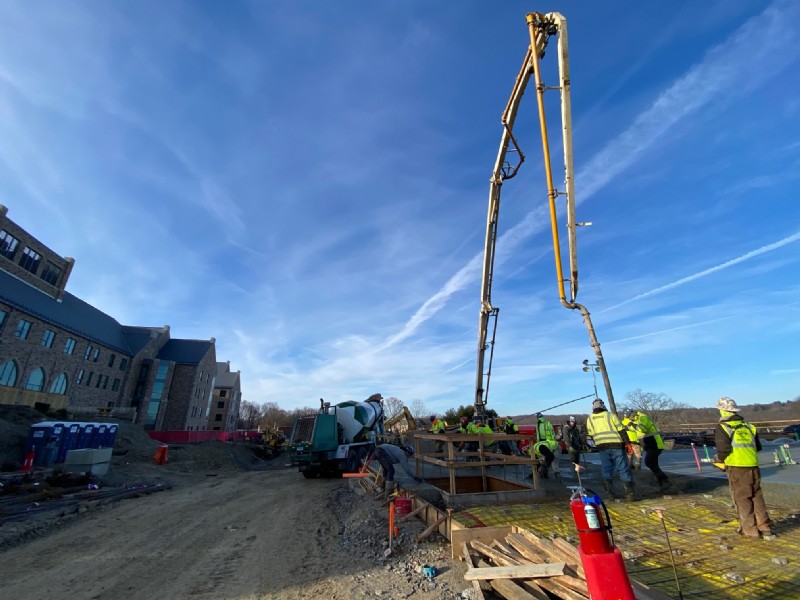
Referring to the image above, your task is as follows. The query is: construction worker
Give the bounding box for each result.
[564,416,582,466]
[586,398,636,501]
[497,416,520,455]
[429,415,447,454]
[628,409,669,489]
[473,415,495,452]
[457,415,479,457]
[531,412,557,479]
[621,411,642,470]
[713,397,772,538]
[374,444,422,496]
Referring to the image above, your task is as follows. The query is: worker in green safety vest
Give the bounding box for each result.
[713,397,772,538]
[530,412,556,479]
[627,409,669,489]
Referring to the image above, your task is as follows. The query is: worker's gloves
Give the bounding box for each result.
[625,443,633,455]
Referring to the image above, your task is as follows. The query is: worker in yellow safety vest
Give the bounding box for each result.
[497,417,520,455]
[713,397,772,538]
[530,413,556,479]
[429,415,447,453]
[628,409,669,489]
[586,398,636,501]
[621,412,642,470]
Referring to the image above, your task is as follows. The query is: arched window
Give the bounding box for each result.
[0,360,17,387]
[49,373,68,395]
[24,367,45,392]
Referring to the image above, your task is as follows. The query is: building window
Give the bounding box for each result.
[92,348,100,362]
[64,338,76,355]
[108,353,116,368]
[19,247,42,274]
[102,375,108,389]
[145,363,170,428]
[220,390,227,398]
[0,309,7,329]
[214,414,223,421]
[41,329,56,348]
[0,230,19,260]
[49,373,68,395]
[76,369,84,385]
[24,367,45,392]
[40,262,61,286]
[217,401,225,409]
[112,378,121,392]
[85,372,93,386]
[119,358,128,371]
[84,345,93,360]
[0,360,18,387]
[15,319,32,340]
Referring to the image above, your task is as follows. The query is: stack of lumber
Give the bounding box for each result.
[461,527,590,600]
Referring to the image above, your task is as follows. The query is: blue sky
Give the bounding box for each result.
[1,1,798,415]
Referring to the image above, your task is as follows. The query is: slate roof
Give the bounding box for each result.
[0,270,135,353]
[215,368,239,388]
[157,339,213,365]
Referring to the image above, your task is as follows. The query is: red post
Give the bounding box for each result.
[690,443,702,472]
[21,448,35,471]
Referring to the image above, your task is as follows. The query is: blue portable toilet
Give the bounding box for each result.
[76,422,96,450]
[103,424,119,448]
[91,423,108,449]
[56,423,83,463]
[26,422,54,459]
[31,422,65,467]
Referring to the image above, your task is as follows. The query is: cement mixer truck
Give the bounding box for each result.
[288,395,386,478]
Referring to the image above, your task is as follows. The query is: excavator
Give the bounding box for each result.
[383,406,418,434]
[474,12,618,416]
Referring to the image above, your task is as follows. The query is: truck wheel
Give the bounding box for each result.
[302,469,320,479]
[346,450,360,473]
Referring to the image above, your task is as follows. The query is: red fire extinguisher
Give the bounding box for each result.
[569,488,614,554]
[569,487,635,600]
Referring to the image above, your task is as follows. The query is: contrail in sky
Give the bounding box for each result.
[602,231,800,313]
[382,0,799,351]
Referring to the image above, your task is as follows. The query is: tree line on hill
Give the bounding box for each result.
[237,390,800,434]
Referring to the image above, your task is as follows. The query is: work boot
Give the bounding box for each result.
[602,480,617,499]
[623,481,637,502]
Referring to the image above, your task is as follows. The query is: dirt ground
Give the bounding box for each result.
[0,409,471,600]
[3,407,800,600]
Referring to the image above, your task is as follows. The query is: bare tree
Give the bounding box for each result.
[383,396,404,419]
[238,400,263,430]
[410,399,428,419]
[622,389,689,431]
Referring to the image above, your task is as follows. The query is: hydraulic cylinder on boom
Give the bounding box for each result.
[474,12,618,415]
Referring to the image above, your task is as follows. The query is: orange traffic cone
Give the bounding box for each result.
[153,444,169,465]
[22,448,35,471]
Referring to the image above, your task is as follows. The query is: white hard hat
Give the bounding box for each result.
[716,397,739,411]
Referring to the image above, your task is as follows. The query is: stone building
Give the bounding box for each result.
[208,361,242,433]
[0,204,235,431]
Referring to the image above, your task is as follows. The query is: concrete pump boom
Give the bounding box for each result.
[475,12,618,415]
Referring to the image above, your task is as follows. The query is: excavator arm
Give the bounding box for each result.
[383,406,417,432]
[475,12,617,415]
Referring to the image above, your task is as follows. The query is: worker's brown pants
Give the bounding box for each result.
[726,466,770,536]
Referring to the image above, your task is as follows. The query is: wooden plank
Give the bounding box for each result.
[451,525,513,558]
[470,540,521,566]
[518,530,578,566]
[464,563,566,581]
[489,578,539,600]
[551,537,581,562]
[519,580,558,600]
[504,533,546,564]
[552,574,589,596]
[415,514,448,543]
[398,503,427,522]
[460,542,486,600]
[491,539,528,564]
[535,577,590,600]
